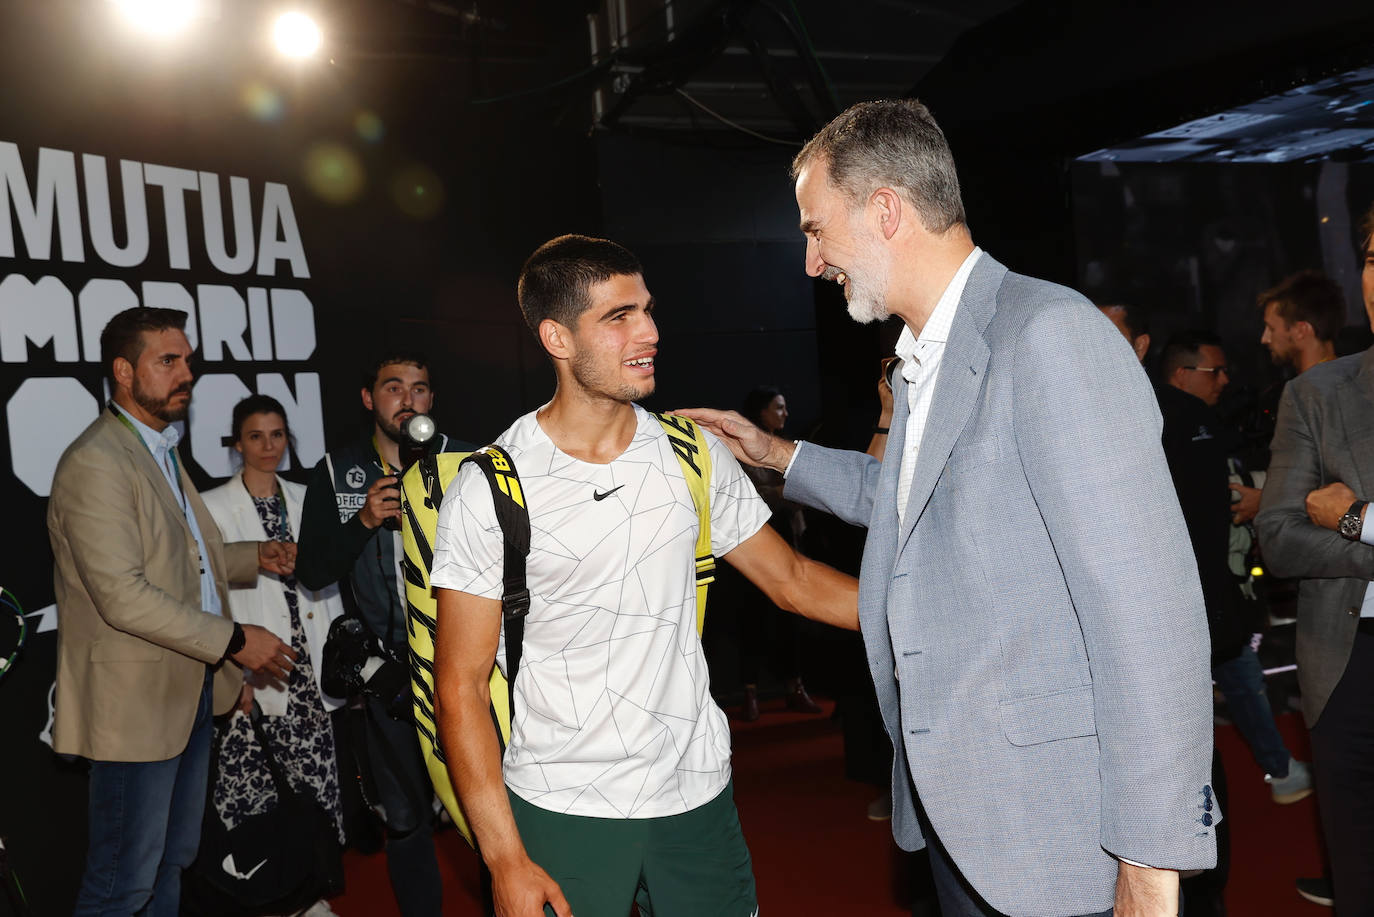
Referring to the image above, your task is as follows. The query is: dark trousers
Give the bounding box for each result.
[1310,624,1374,917]
[914,793,1138,917]
[363,695,443,917]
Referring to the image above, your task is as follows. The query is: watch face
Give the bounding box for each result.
[1341,514,1361,538]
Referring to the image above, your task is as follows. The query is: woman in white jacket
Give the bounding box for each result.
[202,395,346,856]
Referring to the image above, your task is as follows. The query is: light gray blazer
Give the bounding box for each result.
[787,254,1217,916]
[1254,346,1374,727]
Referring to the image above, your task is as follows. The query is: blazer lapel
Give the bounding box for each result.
[108,412,195,536]
[1334,346,1374,494]
[184,463,229,593]
[894,259,1000,558]
[858,373,910,630]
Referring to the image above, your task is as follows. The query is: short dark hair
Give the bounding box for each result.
[517,234,643,339]
[99,307,187,380]
[230,394,290,444]
[362,352,430,391]
[1360,200,1374,252]
[792,98,966,233]
[741,385,783,428]
[1159,329,1222,380]
[1257,270,1345,343]
[1097,302,1150,340]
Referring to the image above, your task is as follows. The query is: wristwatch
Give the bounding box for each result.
[224,622,246,659]
[1338,500,1368,542]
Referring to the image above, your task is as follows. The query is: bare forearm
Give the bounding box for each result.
[776,556,859,630]
[1115,862,1179,917]
[437,685,527,868]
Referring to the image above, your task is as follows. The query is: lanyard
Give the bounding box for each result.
[372,434,396,476]
[109,403,191,516]
[109,402,205,577]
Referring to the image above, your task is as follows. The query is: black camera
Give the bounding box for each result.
[381,413,439,532]
[320,616,411,720]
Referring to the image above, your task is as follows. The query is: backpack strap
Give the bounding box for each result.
[651,412,714,634]
[459,446,531,717]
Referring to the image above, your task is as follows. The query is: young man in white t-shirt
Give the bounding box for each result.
[430,234,859,917]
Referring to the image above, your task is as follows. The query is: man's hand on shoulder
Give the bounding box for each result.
[1114,862,1178,917]
[231,624,297,681]
[1306,481,1358,531]
[258,540,297,575]
[673,407,795,472]
[490,853,573,917]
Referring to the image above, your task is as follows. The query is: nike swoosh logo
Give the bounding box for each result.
[222,853,268,881]
[593,485,624,501]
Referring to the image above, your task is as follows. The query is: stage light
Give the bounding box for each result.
[112,0,200,36]
[1250,566,1265,578]
[273,11,322,58]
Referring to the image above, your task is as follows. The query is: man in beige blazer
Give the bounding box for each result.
[47,306,297,917]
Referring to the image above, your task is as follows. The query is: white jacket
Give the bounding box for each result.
[202,472,345,715]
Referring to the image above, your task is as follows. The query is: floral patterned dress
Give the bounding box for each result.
[212,490,344,844]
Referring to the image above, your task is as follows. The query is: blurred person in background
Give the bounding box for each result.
[730,385,823,721]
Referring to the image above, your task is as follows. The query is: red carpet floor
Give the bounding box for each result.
[331,700,1327,916]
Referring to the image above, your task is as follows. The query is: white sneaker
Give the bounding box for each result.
[1265,758,1314,804]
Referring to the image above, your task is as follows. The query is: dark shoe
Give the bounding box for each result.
[785,680,823,714]
[741,685,760,722]
[1296,877,1333,907]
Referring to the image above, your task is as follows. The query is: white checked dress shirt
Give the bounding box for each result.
[894,248,981,525]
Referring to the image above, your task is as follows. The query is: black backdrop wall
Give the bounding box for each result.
[0,2,604,910]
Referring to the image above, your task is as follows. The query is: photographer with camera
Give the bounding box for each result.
[296,353,473,917]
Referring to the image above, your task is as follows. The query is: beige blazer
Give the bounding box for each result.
[47,408,257,762]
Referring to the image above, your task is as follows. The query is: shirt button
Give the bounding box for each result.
[307,612,314,619]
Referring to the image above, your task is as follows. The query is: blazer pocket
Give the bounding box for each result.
[946,435,1003,475]
[999,684,1096,746]
[90,639,164,662]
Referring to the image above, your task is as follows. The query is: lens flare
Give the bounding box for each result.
[113,0,200,36]
[390,164,445,219]
[355,110,385,143]
[240,81,285,122]
[303,143,365,205]
[273,11,322,58]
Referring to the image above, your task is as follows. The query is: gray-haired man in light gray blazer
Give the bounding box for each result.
[682,100,1216,917]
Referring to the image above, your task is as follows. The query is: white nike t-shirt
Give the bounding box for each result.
[430,405,770,819]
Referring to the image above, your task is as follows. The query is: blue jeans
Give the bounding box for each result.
[1212,645,1290,777]
[75,671,214,917]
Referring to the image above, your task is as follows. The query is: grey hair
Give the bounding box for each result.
[792,99,966,233]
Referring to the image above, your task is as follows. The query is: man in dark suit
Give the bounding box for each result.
[1255,203,1374,914]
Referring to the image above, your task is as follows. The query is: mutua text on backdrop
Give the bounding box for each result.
[0,139,325,496]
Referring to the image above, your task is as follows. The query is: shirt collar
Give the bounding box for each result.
[894,247,982,367]
[112,402,181,454]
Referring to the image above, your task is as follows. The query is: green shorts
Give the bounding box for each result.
[508,780,758,917]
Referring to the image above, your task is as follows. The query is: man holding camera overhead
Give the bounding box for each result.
[297,352,472,917]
